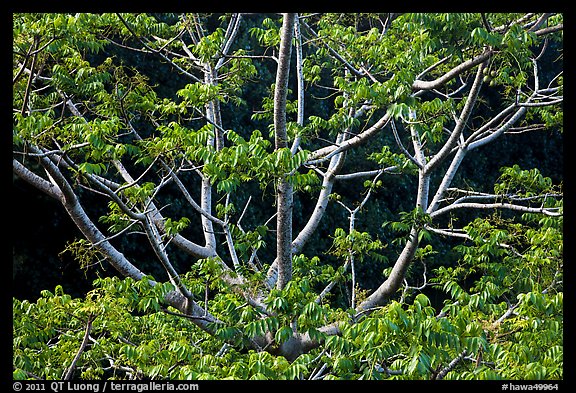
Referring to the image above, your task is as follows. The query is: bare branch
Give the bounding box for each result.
[306,111,391,165]
[357,227,420,311]
[63,315,95,380]
[13,159,62,201]
[493,13,535,33]
[467,106,527,151]
[412,50,493,91]
[215,13,243,70]
[20,36,39,115]
[436,350,467,380]
[391,120,422,169]
[291,15,305,155]
[425,59,487,173]
[534,23,563,36]
[336,167,398,181]
[430,201,561,219]
[400,259,430,303]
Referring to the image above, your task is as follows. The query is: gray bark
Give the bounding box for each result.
[425,60,487,173]
[274,13,296,289]
[412,50,492,91]
[306,111,391,164]
[13,12,563,364]
[357,227,420,311]
[15,147,147,282]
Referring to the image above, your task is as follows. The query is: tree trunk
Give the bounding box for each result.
[274,13,296,289]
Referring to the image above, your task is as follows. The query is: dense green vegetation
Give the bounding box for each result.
[13,13,562,380]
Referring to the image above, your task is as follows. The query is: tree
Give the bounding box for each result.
[13,12,563,380]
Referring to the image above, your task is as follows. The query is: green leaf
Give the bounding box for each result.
[275,326,293,344]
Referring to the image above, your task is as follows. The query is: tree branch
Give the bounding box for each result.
[63,315,95,380]
[306,111,391,165]
[357,227,420,311]
[430,201,561,219]
[299,20,365,78]
[412,50,493,91]
[20,36,39,115]
[291,15,305,155]
[425,59,487,173]
[436,350,467,380]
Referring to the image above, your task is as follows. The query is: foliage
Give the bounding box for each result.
[14,227,563,380]
[13,12,562,380]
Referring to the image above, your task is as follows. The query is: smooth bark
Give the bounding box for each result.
[274,13,297,290]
